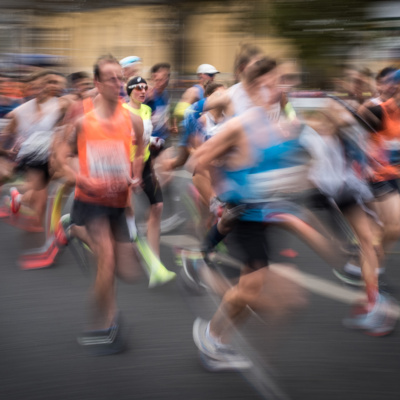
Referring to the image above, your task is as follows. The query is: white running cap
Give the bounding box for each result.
[196,64,219,74]
[120,56,142,68]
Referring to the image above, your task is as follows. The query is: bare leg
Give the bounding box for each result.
[371,192,400,258]
[343,205,379,307]
[209,265,307,344]
[0,157,14,182]
[276,213,346,269]
[86,216,117,330]
[115,241,143,282]
[192,168,214,209]
[19,169,48,225]
[70,225,95,250]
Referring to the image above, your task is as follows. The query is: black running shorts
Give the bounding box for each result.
[228,220,269,270]
[17,157,51,183]
[369,179,399,198]
[71,199,130,242]
[141,158,163,205]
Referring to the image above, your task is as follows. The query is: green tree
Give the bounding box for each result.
[241,0,378,86]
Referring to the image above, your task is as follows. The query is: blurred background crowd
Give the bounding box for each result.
[0,0,400,112]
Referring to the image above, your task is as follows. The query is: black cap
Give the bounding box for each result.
[126,76,147,96]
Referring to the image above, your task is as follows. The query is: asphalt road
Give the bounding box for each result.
[1,173,400,400]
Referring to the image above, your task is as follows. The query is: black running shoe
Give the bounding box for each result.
[77,315,124,356]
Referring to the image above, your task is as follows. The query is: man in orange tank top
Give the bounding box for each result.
[360,69,400,276]
[61,55,144,355]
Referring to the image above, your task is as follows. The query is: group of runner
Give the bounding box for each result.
[0,45,399,369]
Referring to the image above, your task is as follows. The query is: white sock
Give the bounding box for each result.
[206,321,226,349]
[126,215,137,241]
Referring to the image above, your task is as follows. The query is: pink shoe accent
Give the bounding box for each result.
[10,188,21,214]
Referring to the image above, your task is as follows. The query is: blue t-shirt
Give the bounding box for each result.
[179,98,206,147]
[193,84,205,101]
[145,89,170,139]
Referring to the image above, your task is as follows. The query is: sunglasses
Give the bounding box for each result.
[130,84,148,92]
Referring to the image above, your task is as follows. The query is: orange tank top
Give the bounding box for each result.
[369,98,400,181]
[75,100,133,207]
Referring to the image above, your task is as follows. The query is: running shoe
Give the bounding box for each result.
[180,250,208,294]
[160,213,186,234]
[148,264,177,289]
[333,260,386,288]
[55,213,73,247]
[333,261,364,287]
[135,236,176,288]
[192,318,253,372]
[77,315,125,356]
[10,187,21,214]
[343,293,398,336]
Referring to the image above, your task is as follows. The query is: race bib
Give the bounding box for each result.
[87,140,129,179]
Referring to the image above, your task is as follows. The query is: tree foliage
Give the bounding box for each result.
[243,0,378,62]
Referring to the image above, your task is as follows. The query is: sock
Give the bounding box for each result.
[126,215,137,241]
[206,322,224,348]
[203,224,226,252]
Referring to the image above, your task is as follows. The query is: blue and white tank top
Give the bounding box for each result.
[216,107,309,222]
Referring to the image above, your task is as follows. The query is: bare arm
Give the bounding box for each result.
[174,86,201,119]
[181,86,200,105]
[130,113,144,186]
[203,89,230,112]
[53,121,80,186]
[191,116,241,169]
[164,113,206,171]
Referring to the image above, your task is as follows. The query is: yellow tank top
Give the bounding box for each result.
[122,103,151,162]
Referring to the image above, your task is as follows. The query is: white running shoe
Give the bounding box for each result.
[192,318,253,371]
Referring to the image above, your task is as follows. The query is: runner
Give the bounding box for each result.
[21,71,44,103]
[120,56,142,82]
[191,58,308,370]
[332,67,399,282]
[65,72,92,102]
[174,63,219,120]
[199,53,297,255]
[145,62,178,151]
[145,62,183,232]
[164,82,226,182]
[301,106,397,335]
[0,70,69,229]
[123,76,161,248]
[358,69,400,279]
[163,82,228,248]
[364,67,397,107]
[122,75,176,285]
[58,55,144,354]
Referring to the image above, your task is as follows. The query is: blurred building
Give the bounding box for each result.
[0,2,295,78]
[3,1,400,83]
